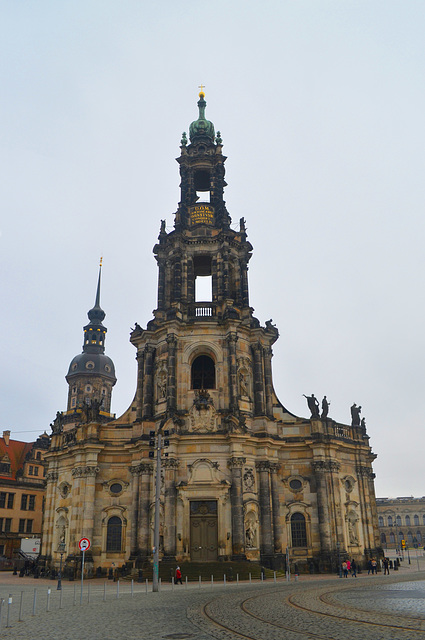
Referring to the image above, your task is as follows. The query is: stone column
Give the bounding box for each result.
[42,470,58,559]
[157,259,166,309]
[138,464,153,556]
[269,463,283,553]
[263,346,274,419]
[75,465,99,542]
[327,460,343,545]
[173,259,182,302]
[142,345,155,418]
[163,458,179,558]
[129,465,141,555]
[166,334,177,414]
[356,465,376,551]
[251,343,265,416]
[228,457,246,559]
[135,350,144,422]
[226,333,239,413]
[256,461,273,559]
[312,461,332,553]
[240,259,249,307]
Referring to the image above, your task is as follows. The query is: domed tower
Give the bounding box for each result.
[65,261,116,418]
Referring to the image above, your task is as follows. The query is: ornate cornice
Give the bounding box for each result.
[312,460,341,473]
[163,458,180,469]
[228,456,246,469]
[71,465,99,478]
[130,463,153,475]
[255,460,271,472]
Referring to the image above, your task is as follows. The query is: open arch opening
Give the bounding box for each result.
[191,355,215,389]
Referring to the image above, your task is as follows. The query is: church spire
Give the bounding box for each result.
[87,257,105,325]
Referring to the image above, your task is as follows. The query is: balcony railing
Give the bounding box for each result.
[189,303,216,319]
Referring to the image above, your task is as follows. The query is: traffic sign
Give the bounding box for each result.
[78,537,91,551]
[401,539,406,548]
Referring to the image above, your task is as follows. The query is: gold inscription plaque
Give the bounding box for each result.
[189,205,214,225]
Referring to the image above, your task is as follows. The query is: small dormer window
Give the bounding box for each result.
[86,362,95,370]
[85,385,92,393]
[72,386,77,394]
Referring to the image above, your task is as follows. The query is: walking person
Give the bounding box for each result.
[371,558,377,575]
[342,561,348,578]
[351,559,357,577]
[175,566,183,585]
[383,557,390,575]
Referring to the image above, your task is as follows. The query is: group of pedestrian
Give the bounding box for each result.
[367,558,378,574]
[341,558,357,577]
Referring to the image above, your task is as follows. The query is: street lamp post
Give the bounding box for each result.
[57,542,66,591]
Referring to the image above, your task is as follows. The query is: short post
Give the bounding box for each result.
[199,575,201,589]
[273,571,276,583]
[249,572,251,584]
[0,597,3,629]
[46,588,51,612]
[116,580,120,599]
[224,574,226,587]
[57,542,66,591]
[88,582,91,603]
[146,578,148,594]
[59,586,63,609]
[32,589,37,616]
[103,582,106,602]
[237,573,239,586]
[73,583,76,606]
[171,577,174,591]
[185,576,188,589]
[6,594,12,628]
[19,591,24,621]
[261,570,264,583]
[131,579,134,597]
[211,575,214,589]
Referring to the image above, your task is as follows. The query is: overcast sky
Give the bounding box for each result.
[1,1,424,498]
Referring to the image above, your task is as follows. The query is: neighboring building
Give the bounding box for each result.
[0,430,48,560]
[376,497,425,549]
[42,92,380,574]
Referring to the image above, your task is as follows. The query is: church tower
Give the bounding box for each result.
[65,261,116,420]
[43,93,380,574]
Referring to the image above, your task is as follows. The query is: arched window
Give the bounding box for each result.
[291,513,307,547]
[417,531,422,543]
[396,515,401,526]
[407,531,413,543]
[387,515,393,526]
[191,355,215,389]
[398,531,404,542]
[389,532,395,543]
[414,515,419,526]
[380,533,386,544]
[405,515,411,526]
[378,516,384,527]
[106,516,122,552]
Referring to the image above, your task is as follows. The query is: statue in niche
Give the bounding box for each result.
[239,371,249,397]
[244,512,258,549]
[348,513,359,544]
[156,368,167,402]
[245,527,254,548]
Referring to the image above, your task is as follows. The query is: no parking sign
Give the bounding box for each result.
[78,537,91,551]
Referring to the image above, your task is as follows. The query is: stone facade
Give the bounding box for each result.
[377,497,425,550]
[42,94,380,572]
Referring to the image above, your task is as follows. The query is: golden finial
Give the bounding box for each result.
[100,256,103,267]
[198,84,205,98]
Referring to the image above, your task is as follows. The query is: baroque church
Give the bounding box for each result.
[42,92,380,573]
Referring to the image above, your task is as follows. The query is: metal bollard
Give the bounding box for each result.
[224,574,226,587]
[103,582,106,602]
[88,582,91,603]
[60,586,63,609]
[73,583,76,606]
[6,594,12,628]
[131,579,134,597]
[199,575,201,589]
[46,588,51,612]
[249,572,251,584]
[159,578,161,592]
[185,575,188,589]
[116,580,120,599]
[32,589,37,616]
[237,573,239,586]
[273,571,276,583]
[19,591,24,621]
[171,577,174,591]
[0,597,3,629]
[211,575,214,589]
[146,578,148,594]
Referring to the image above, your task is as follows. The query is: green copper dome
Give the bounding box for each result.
[189,92,215,143]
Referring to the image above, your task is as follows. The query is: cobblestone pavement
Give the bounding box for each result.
[0,571,424,639]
